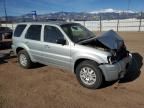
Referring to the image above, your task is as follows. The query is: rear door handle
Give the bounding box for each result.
[44,45,50,48]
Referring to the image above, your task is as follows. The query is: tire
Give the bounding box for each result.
[18,50,33,69]
[76,60,103,89]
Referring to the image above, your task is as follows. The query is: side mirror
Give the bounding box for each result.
[56,38,66,45]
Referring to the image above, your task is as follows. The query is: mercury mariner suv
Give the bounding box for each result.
[12,22,132,89]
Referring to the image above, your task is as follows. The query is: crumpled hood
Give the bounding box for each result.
[96,30,124,50]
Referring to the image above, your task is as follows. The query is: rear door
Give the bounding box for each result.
[24,24,44,62]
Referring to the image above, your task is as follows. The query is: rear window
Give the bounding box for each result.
[14,25,26,37]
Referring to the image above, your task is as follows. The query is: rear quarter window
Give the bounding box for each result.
[14,25,26,37]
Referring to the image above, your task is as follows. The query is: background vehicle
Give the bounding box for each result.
[12,22,132,89]
[0,27,12,48]
[0,27,12,39]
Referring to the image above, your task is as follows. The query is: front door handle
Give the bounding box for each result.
[25,41,29,44]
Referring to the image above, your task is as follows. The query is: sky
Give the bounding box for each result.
[0,0,144,16]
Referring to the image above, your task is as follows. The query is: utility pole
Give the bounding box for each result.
[3,0,8,21]
[126,0,131,17]
[127,0,131,11]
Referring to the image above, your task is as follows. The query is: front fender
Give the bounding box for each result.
[72,52,108,72]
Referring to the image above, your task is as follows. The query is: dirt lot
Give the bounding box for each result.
[0,32,144,108]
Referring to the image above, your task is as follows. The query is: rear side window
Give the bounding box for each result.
[25,25,41,41]
[14,25,26,37]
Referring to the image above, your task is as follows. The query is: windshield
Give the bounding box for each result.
[61,23,95,43]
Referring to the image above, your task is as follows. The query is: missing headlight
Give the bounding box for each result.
[107,56,117,64]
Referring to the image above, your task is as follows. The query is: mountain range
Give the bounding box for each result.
[0,8,143,22]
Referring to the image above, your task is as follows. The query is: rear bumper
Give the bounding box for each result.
[99,53,132,81]
[11,44,17,55]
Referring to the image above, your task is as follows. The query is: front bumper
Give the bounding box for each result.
[99,53,132,81]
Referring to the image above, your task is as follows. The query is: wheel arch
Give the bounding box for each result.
[16,47,24,54]
[16,46,35,62]
[74,58,99,73]
[74,58,106,81]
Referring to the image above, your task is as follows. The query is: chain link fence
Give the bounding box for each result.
[74,17,144,32]
[0,16,144,32]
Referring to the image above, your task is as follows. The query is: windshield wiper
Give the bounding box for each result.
[76,36,95,43]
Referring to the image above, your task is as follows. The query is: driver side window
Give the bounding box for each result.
[44,25,64,43]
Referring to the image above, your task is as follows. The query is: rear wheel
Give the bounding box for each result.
[76,60,103,89]
[18,50,33,69]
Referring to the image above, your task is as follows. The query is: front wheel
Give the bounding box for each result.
[76,60,103,89]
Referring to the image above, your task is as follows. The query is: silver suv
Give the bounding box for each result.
[12,22,132,89]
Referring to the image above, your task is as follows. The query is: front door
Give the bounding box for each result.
[41,25,71,69]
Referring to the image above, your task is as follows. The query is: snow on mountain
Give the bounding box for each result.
[90,8,135,14]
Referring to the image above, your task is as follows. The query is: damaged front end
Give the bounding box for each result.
[96,30,130,64]
[79,30,132,81]
[72,27,133,81]
[80,30,130,64]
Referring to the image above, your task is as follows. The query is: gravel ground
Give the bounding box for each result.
[0,32,144,108]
